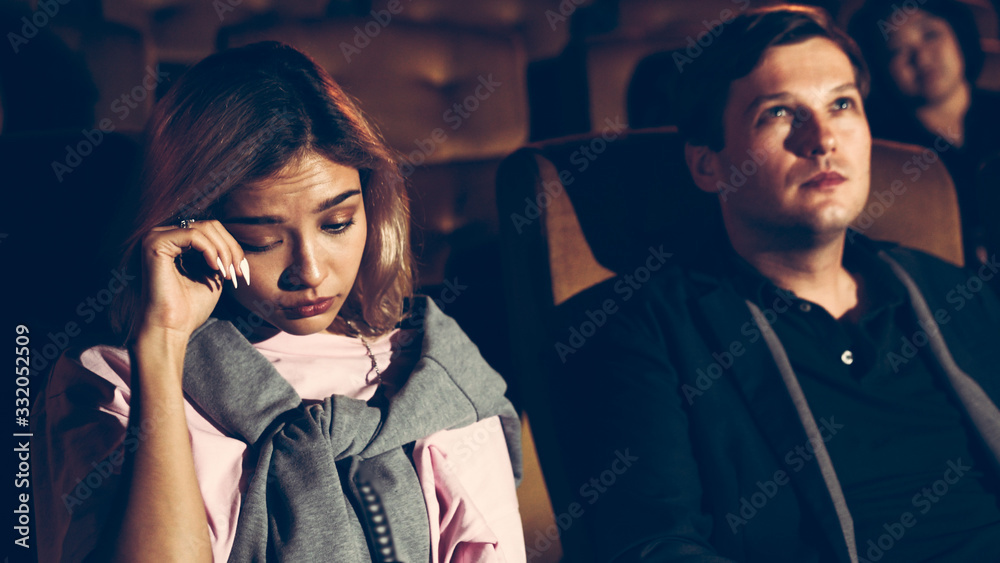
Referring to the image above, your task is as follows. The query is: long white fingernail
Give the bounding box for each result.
[216,257,225,272]
[229,264,238,289]
[240,258,251,286]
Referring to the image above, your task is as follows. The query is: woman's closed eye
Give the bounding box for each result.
[237,219,356,253]
[238,239,280,253]
[324,218,355,235]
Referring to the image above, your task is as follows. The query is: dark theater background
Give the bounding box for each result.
[4,0,1000,561]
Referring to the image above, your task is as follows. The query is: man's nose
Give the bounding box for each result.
[789,109,837,158]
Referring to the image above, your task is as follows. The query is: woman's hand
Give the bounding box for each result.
[137,219,249,340]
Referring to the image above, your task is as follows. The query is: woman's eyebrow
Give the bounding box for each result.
[222,189,362,225]
[222,214,284,225]
[313,189,362,213]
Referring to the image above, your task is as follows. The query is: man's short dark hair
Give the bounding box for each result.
[675,5,871,151]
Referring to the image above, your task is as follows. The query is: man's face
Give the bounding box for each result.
[709,37,871,241]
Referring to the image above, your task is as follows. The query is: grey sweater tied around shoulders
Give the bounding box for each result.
[180,297,522,562]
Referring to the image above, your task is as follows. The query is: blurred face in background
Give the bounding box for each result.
[886,9,966,104]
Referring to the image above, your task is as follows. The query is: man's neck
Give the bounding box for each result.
[730,227,861,320]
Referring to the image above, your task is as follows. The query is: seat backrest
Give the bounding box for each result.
[220,18,528,165]
[502,130,963,312]
[497,127,963,560]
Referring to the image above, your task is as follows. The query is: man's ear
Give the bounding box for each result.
[684,142,722,194]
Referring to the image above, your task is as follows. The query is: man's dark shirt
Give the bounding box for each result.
[732,241,1000,561]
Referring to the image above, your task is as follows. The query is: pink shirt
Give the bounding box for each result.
[34,328,524,562]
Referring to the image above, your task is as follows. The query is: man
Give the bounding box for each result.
[555,6,1000,562]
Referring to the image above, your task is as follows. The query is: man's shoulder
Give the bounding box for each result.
[850,233,967,280]
[558,260,725,322]
[856,235,1000,319]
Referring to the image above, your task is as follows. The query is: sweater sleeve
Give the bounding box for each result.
[32,346,133,563]
[414,415,526,563]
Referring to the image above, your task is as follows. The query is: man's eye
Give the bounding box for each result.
[767,106,789,118]
[833,98,855,111]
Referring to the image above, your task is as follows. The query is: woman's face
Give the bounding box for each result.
[219,153,367,336]
[886,9,967,104]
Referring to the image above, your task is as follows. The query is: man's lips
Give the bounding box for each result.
[801,171,846,189]
[282,297,334,318]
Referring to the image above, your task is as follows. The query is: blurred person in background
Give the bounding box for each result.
[849,0,1000,267]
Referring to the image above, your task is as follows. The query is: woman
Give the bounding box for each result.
[33,41,524,562]
[849,0,1000,266]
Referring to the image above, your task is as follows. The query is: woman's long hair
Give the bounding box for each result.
[110,41,413,342]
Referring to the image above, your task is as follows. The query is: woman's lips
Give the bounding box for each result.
[283,297,334,319]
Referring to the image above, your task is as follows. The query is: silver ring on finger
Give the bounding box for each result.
[179,218,197,229]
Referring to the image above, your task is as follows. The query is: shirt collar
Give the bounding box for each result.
[724,233,908,316]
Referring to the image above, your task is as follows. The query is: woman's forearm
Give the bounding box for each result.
[113,329,212,562]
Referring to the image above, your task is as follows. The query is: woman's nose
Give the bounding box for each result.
[278,238,327,291]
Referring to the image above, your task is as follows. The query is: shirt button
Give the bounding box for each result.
[799,303,812,313]
[841,350,854,365]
